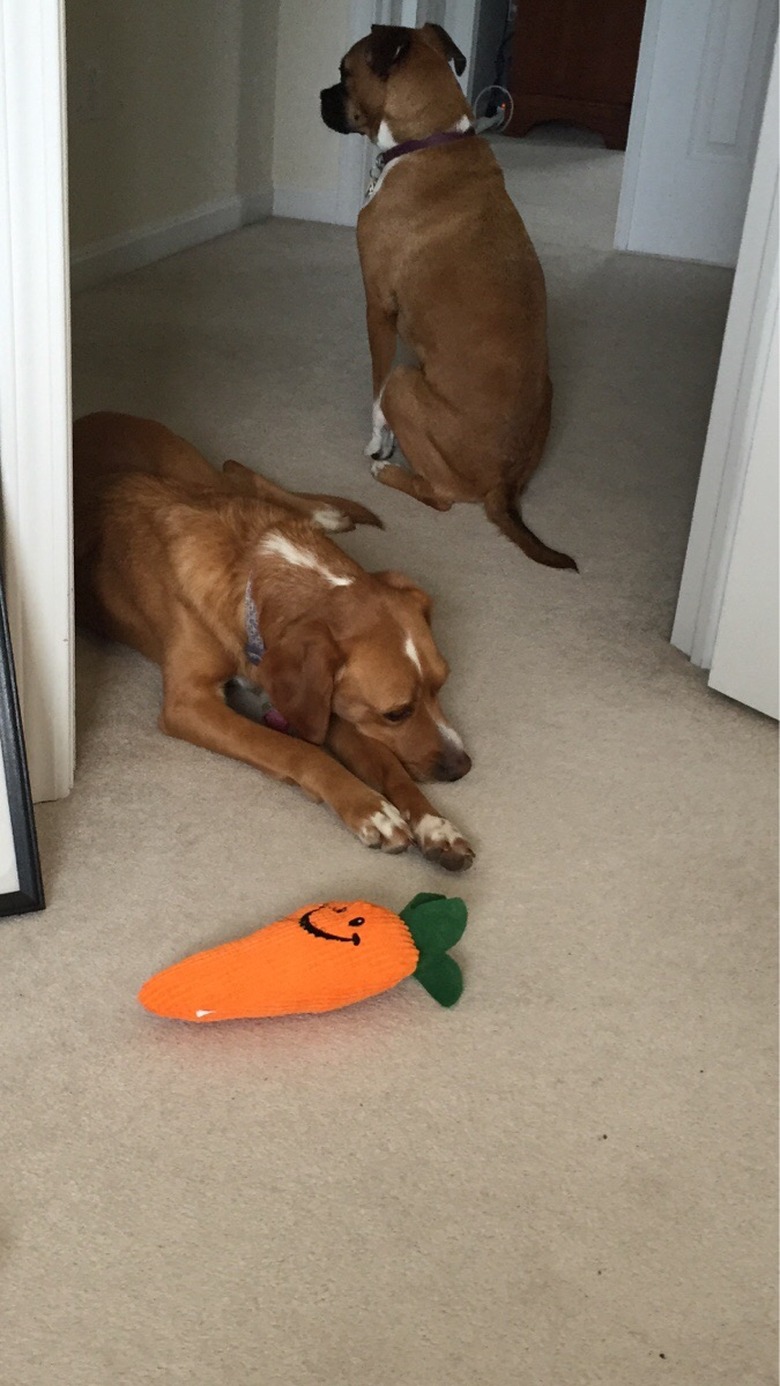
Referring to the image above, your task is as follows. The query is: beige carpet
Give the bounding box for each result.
[1,136,776,1385]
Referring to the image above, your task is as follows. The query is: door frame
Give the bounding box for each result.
[0,0,74,803]
[671,40,778,669]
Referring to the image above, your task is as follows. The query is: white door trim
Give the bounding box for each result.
[444,0,480,85]
[671,40,778,668]
[614,0,663,253]
[708,281,778,717]
[334,0,380,227]
[0,0,74,802]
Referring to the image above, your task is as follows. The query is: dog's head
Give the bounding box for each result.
[259,568,471,783]
[320,23,468,145]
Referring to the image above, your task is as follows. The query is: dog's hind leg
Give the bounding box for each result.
[364,295,399,461]
[373,365,469,511]
[370,462,452,510]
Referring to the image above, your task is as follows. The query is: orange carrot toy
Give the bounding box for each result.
[138,893,467,1022]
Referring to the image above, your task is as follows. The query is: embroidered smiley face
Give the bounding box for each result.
[298,903,366,946]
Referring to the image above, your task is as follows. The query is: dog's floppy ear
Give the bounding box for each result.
[221,459,262,497]
[368,24,412,80]
[420,22,467,75]
[374,569,433,623]
[259,618,341,744]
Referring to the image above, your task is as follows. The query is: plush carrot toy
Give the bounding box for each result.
[138,893,467,1022]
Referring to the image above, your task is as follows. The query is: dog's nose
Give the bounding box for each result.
[434,748,472,782]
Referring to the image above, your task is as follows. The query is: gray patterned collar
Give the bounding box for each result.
[244,578,265,665]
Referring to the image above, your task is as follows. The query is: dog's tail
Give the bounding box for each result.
[484,484,578,571]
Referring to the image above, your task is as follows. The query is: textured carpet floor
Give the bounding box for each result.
[0,137,776,1385]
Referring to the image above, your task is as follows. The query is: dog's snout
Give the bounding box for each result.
[320,85,352,135]
[433,747,472,782]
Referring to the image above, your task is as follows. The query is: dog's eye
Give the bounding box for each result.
[384,704,413,723]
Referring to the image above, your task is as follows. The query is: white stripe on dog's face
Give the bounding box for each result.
[260,533,353,586]
[436,720,465,753]
[404,633,422,675]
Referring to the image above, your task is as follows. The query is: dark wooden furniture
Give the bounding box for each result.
[505,0,647,150]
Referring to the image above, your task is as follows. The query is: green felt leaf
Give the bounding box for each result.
[413,952,463,1007]
[401,892,446,917]
[401,896,467,955]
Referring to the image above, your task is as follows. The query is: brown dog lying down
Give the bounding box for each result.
[73,413,474,871]
[320,22,576,570]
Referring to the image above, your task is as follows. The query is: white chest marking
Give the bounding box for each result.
[365,116,474,205]
[261,533,353,587]
[376,119,396,151]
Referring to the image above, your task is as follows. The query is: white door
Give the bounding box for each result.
[616,0,777,266]
[672,42,778,719]
[0,0,74,802]
[708,304,778,718]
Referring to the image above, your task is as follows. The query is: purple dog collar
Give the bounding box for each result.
[244,579,292,735]
[378,126,475,170]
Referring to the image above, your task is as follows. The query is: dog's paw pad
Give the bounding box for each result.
[357,799,412,854]
[415,814,475,872]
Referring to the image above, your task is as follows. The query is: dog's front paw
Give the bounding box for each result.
[353,797,413,854]
[365,427,396,462]
[365,397,396,461]
[414,814,475,872]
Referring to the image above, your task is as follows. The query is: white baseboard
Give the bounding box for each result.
[272,183,345,225]
[70,186,273,292]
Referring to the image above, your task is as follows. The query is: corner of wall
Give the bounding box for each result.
[68,0,280,290]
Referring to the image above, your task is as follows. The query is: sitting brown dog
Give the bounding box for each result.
[73,412,474,870]
[320,22,576,570]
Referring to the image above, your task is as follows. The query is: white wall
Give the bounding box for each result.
[67,1,477,261]
[270,0,476,224]
[271,0,353,222]
[67,0,280,286]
